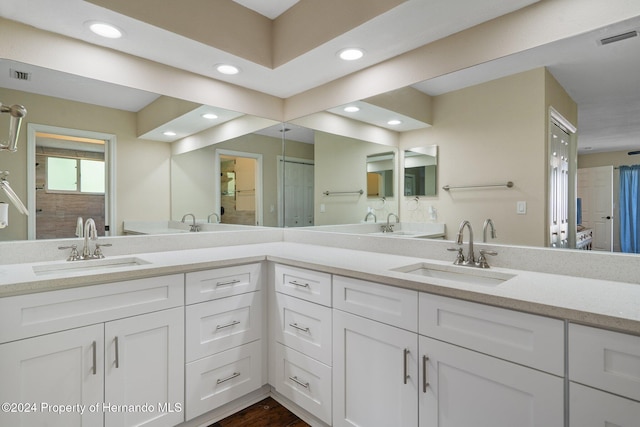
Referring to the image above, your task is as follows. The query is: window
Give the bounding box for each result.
[46,156,105,193]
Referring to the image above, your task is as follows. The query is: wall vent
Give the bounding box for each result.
[9,69,31,81]
[599,30,638,45]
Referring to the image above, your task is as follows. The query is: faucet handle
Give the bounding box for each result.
[447,247,465,265]
[59,244,80,261]
[476,249,498,268]
[93,243,112,259]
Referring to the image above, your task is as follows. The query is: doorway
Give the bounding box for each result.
[27,124,115,240]
[578,166,614,251]
[215,150,262,226]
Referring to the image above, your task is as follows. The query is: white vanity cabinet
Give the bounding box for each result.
[568,323,640,426]
[184,263,264,421]
[272,264,333,424]
[332,276,419,427]
[418,293,564,427]
[0,275,185,427]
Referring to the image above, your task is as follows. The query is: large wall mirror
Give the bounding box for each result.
[0,59,281,241]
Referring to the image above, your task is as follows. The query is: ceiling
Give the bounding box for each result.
[1,0,639,153]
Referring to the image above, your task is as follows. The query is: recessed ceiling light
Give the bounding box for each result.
[344,106,360,113]
[163,131,177,137]
[87,21,123,39]
[387,119,403,126]
[338,48,364,61]
[202,113,218,120]
[216,64,240,75]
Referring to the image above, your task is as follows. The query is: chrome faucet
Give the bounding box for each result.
[483,218,497,242]
[364,211,377,223]
[382,213,399,232]
[181,213,199,232]
[207,212,220,223]
[82,218,98,259]
[456,220,475,264]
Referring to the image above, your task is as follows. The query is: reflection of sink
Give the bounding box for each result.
[391,262,515,286]
[33,257,151,277]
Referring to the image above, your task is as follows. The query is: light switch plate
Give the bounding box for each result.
[517,201,527,214]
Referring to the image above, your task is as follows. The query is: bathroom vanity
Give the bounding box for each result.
[0,229,638,427]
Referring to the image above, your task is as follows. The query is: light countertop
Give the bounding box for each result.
[1,241,638,335]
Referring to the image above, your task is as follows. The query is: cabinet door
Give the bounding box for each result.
[570,382,640,427]
[0,325,104,427]
[419,335,564,427]
[105,307,184,427]
[333,310,418,427]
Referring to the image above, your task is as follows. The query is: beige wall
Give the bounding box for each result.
[314,131,397,225]
[0,87,171,240]
[398,68,574,247]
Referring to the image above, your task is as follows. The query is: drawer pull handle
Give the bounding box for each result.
[289,280,310,288]
[216,320,241,330]
[114,336,120,369]
[91,341,97,375]
[403,348,410,385]
[216,279,241,287]
[289,323,310,333]
[422,355,429,392]
[289,376,310,389]
[217,372,240,384]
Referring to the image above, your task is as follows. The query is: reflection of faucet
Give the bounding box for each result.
[382,213,399,232]
[208,213,220,223]
[82,218,97,259]
[483,218,497,242]
[181,213,199,232]
[364,211,376,223]
[456,220,475,265]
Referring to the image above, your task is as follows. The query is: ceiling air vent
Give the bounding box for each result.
[9,69,31,81]
[599,30,638,46]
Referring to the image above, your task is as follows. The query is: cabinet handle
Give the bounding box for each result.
[289,375,310,389]
[114,336,120,368]
[91,341,97,375]
[289,280,309,288]
[422,355,429,392]
[216,372,240,384]
[288,322,310,333]
[403,348,410,385]
[216,279,241,287]
[216,320,241,330]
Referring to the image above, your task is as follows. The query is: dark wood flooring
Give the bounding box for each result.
[208,397,310,427]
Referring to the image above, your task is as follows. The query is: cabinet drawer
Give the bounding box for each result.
[274,264,331,306]
[186,292,263,362]
[419,293,564,376]
[186,263,261,304]
[333,275,417,332]
[185,340,263,421]
[0,274,184,344]
[275,343,332,425]
[570,382,640,427]
[275,292,332,365]
[569,323,640,401]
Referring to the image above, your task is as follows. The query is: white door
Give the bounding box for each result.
[283,160,314,227]
[578,166,613,251]
[333,310,418,427]
[105,307,184,427]
[419,335,564,427]
[0,325,104,427]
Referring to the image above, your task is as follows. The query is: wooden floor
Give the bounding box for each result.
[208,397,310,427]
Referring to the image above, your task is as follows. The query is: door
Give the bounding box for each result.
[549,120,571,248]
[577,166,613,251]
[283,160,314,227]
[333,310,418,427]
[105,307,184,427]
[419,335,563,427]
[0,325,104,427]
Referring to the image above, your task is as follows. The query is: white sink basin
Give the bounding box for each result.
[391,262,515,286]
[33,257,151,277]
